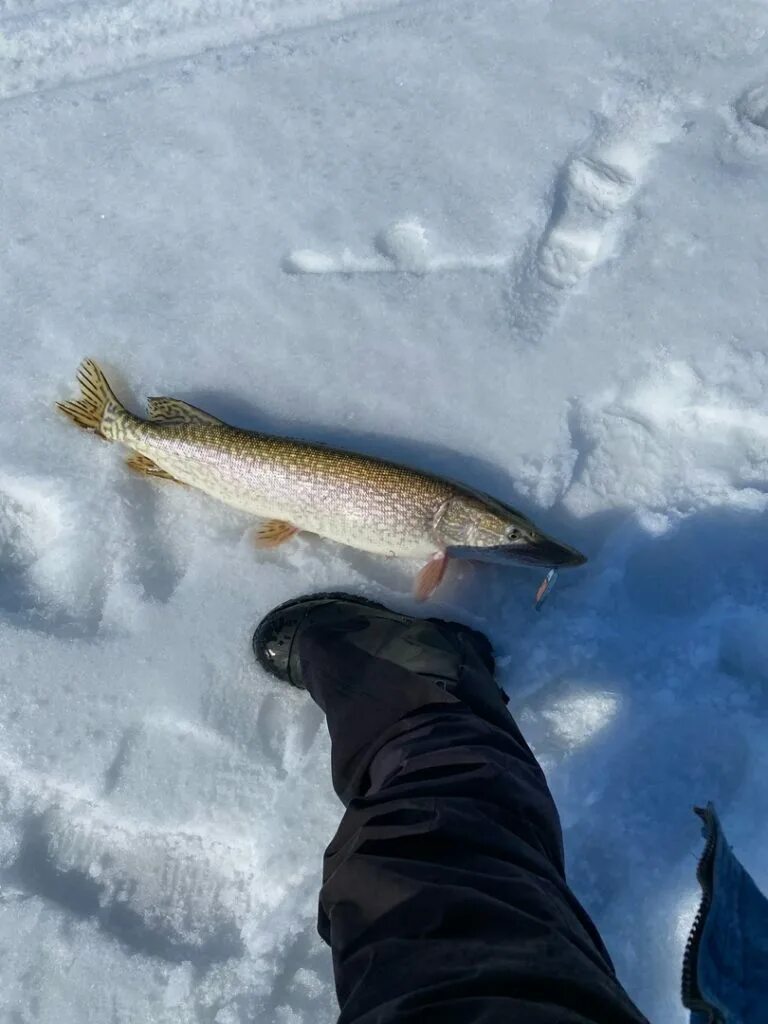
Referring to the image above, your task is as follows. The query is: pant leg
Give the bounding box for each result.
[301,626,649,1024]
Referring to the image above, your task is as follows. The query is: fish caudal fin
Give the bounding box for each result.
[57,359,135,441]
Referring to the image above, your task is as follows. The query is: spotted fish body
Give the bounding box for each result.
[58,360,586,599]
[130,423,451,558]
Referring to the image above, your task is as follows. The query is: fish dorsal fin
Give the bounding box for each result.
[146,397,225,427]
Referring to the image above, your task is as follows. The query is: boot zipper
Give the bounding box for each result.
[681,805,722,1022]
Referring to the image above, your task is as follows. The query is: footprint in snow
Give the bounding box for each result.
[735,82,768,131]
[508,101,675,343]
[202,665,326,773]
[719,81,768,161]
[0,724,263,966]
[0,479,106,638]
[13,802,247,965]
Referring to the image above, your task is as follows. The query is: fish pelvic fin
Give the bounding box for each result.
[252,519,299,548]
[414,551,448,601]
[126,451,182,482]
[146,397,225,427]
[57,359,138,442]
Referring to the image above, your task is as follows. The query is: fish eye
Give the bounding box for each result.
[505,526,520,540]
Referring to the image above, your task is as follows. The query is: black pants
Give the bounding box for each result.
[299,621,649,1024]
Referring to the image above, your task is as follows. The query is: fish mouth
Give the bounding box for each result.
[451,535,587,568]
[518,535,587,568]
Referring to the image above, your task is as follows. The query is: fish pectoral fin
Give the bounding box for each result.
[126,452,181,482]
[146,397,225,427]
[414,551,448,601]
[253,519,299,549]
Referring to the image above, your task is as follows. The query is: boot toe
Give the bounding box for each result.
[252,591,388,687]
[253,608,303,685]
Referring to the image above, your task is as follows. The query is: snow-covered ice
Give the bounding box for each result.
[2,0,768,1020]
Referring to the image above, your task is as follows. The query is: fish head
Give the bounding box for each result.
[433,493,587,568]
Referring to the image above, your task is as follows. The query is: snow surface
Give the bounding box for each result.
[2,0,768,1020]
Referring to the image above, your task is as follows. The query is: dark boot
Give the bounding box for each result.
[253,589,506,713]
[253,591,515,803]
[251,591,649,1024]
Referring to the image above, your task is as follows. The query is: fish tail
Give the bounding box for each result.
[56,359,139,442]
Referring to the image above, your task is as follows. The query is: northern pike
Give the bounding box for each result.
[57,359,586,600]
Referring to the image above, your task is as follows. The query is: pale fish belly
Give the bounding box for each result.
[130,427,446,559]
[299,474,439,558]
